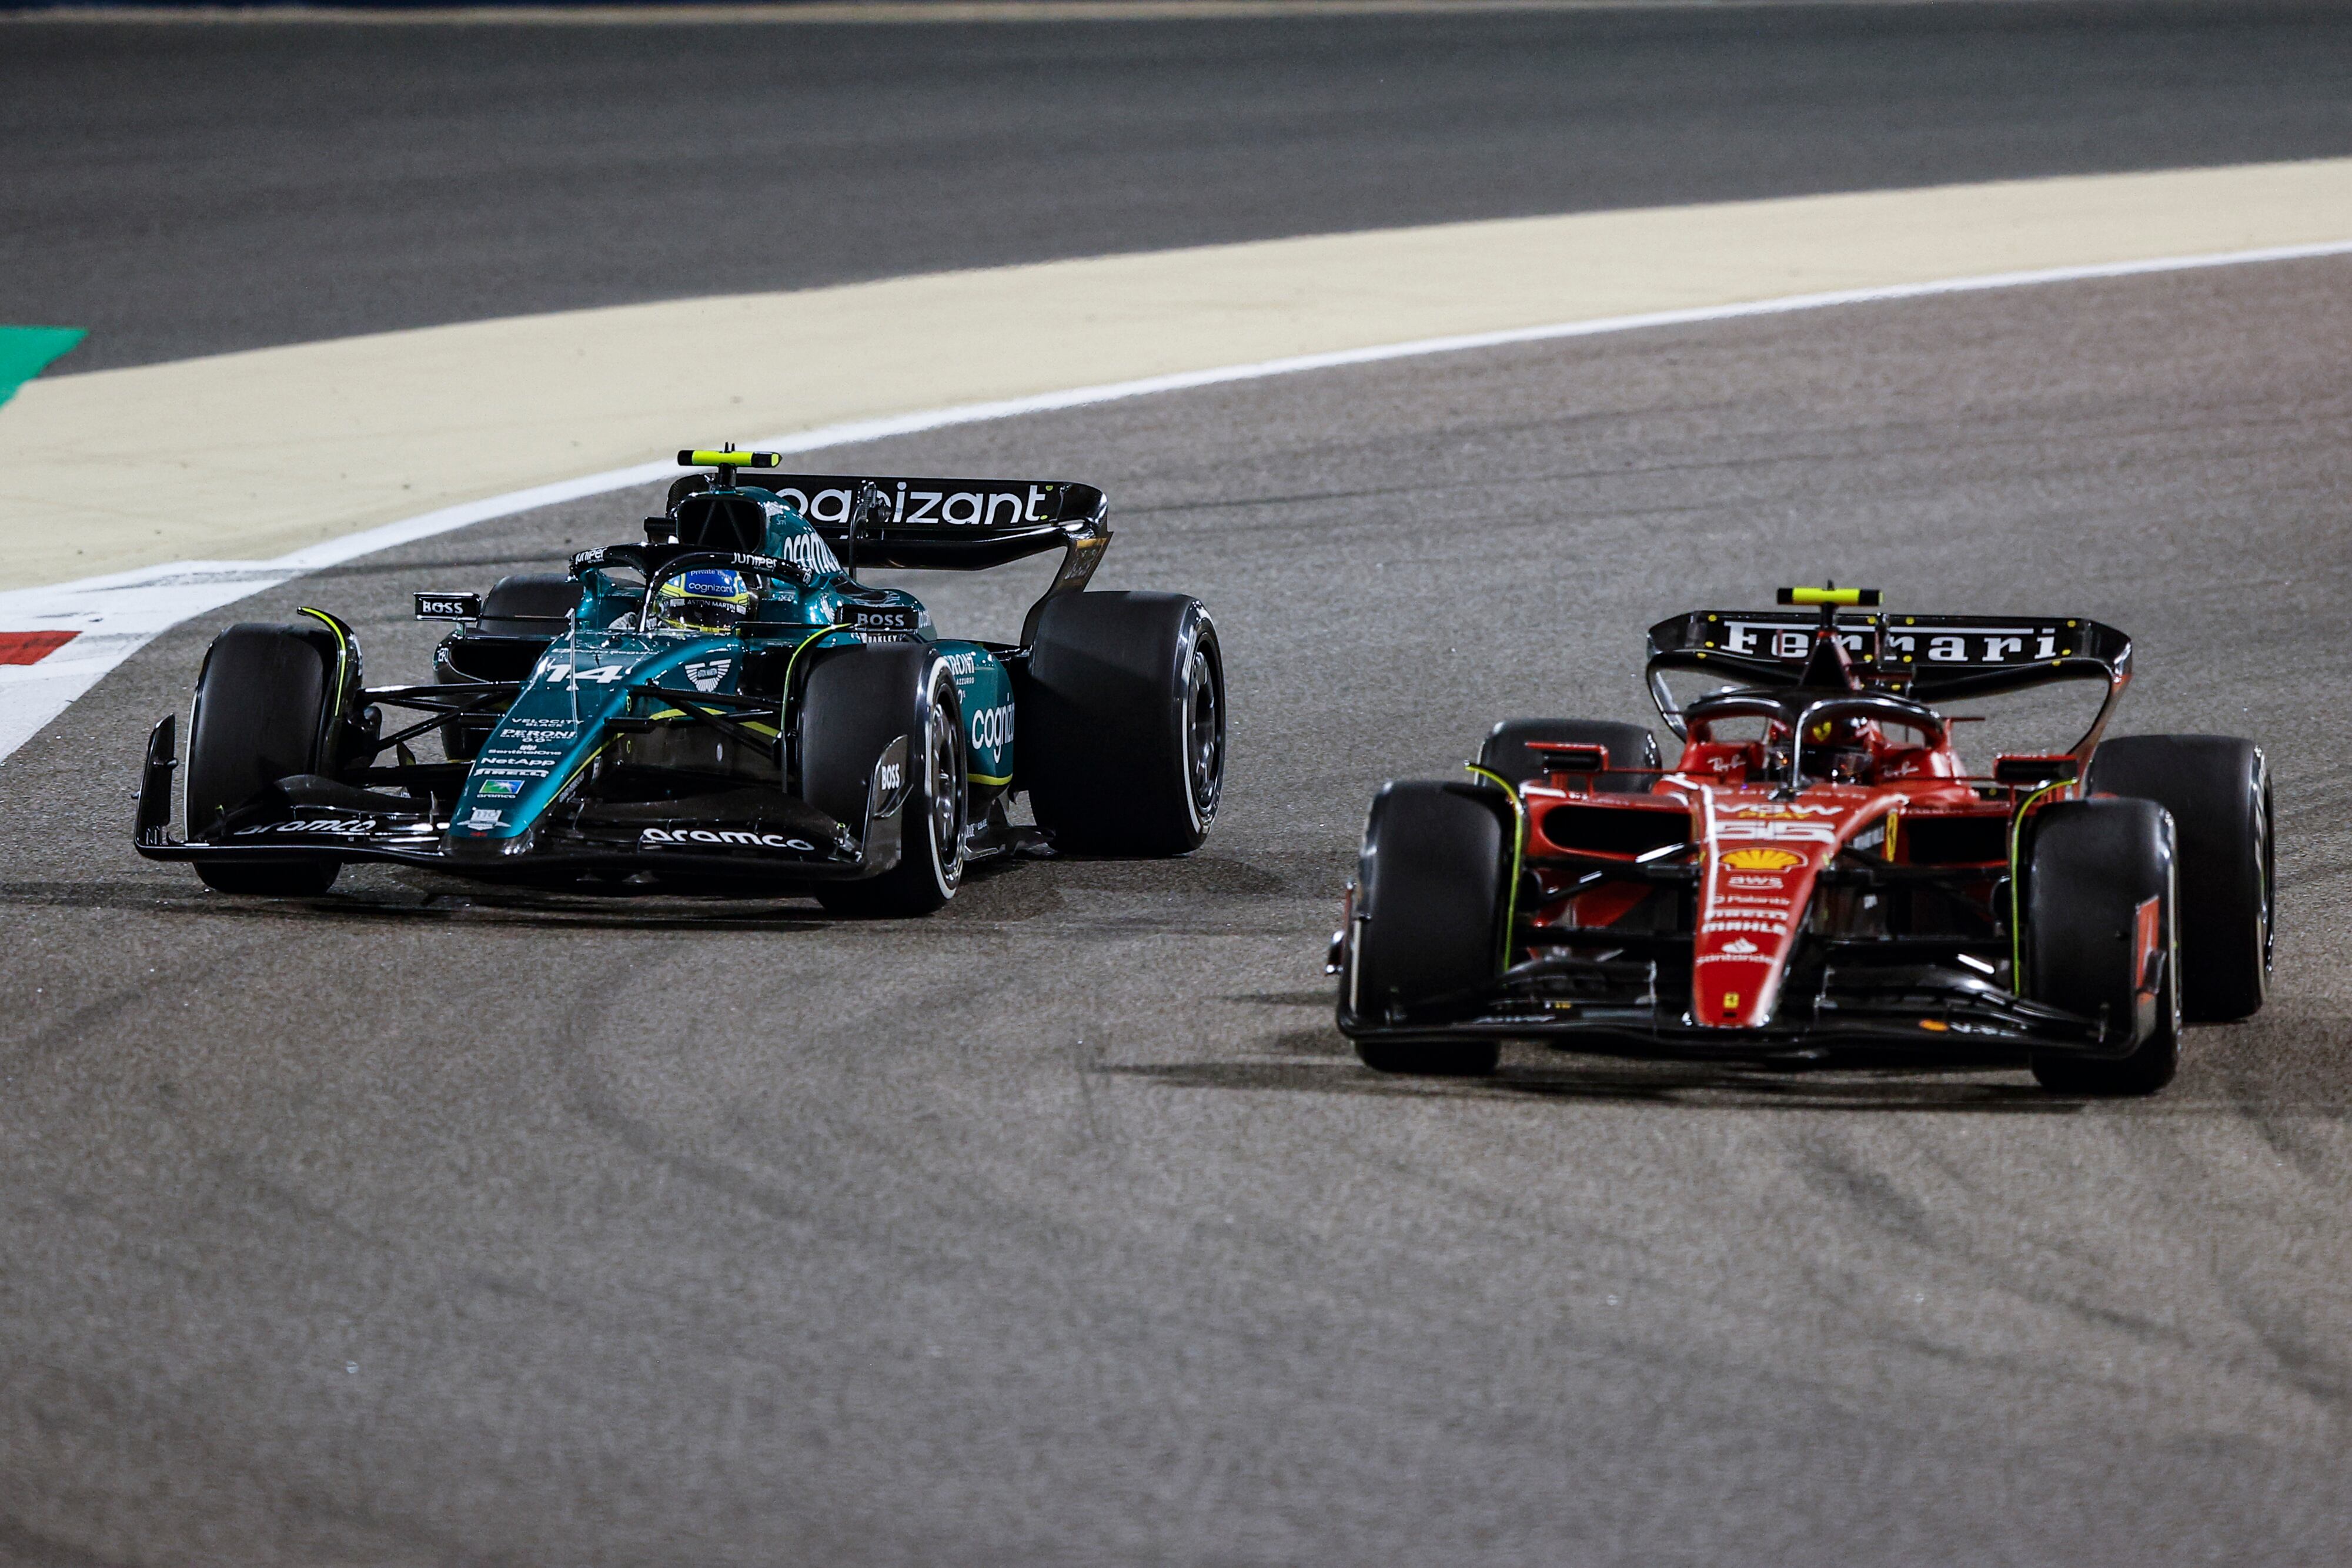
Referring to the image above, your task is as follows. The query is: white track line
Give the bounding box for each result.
[4,234,2347,766]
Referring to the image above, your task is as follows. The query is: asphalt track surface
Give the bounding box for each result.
[9,1,2352,371]
[4,253,2351,1564]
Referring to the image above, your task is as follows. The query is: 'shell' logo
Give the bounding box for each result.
[1720,847,1804,872]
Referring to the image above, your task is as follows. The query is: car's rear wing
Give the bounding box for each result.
[1645,605,2134,753]
[669,457,1111,644]
[1648,608,2130,692]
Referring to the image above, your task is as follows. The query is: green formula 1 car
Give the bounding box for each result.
[135,450,1227,915]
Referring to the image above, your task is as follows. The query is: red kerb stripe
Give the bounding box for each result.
[0,631,79,666]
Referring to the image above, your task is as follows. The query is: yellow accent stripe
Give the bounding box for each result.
[965,771,1013,787]
[553,739,610,801]
[296,606,352,723]
[781,623,846,701]
[644,707,779,734]
[1465,763,1526,972]
[2007,779,2074,992]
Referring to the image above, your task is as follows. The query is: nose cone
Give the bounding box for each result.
[1691,796,1858,1028]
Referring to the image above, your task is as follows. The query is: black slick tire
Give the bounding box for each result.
[1344,780,1509,1076]
[2087,734,2271,1022]
[1478,718,1660,793]
[802,644,964,918]
[184,621,348,896]
[1020,591,1224,856]
[2025,798,2181,1096]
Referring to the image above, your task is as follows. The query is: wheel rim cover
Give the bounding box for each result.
[927,696,961,881]
[1185,647,1224,817]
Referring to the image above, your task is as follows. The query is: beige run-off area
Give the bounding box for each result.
[6,156,2352,591]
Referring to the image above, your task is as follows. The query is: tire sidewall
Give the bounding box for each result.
[1174,611,1224,841]
[914,658,967,901]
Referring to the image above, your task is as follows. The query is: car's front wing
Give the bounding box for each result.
[132,715,908,885]
[1336,941,2117,1061]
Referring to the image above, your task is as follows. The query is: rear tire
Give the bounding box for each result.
[2025,798,2181,1096]
[2087,734,2271,1021]
[1478,718,1659,793]
[803,645,964,918]
[1344,780,1510,1076]
[185,623,347,896]
[1020,591,1224,855]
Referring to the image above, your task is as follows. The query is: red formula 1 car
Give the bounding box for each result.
[1332,588,2272,1095]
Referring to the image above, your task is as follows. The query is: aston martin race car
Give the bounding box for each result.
[135,449,1226,915]
[1332,587,2271,1095]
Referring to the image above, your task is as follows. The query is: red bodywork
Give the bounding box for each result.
[1519,723,2007,1030]
[1335,597,2141,1055]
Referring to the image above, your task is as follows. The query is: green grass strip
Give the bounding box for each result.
[0,326,87,410]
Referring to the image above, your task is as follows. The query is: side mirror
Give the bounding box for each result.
[840,480,894,578]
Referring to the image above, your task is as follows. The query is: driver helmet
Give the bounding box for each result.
[1804,715,1882,780]
[653,568,754,633]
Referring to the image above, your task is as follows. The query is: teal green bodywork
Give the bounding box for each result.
[445,485,1012,853]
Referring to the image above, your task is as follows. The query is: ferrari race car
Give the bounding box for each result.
[1333,588,2271,1095]
[135,450,1226,915]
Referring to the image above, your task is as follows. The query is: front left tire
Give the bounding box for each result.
[1341,780,1512,1076]
[184,621,350,896]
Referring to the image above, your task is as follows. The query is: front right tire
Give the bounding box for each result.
[2024,798,2181,1096]
[801,644,965,918]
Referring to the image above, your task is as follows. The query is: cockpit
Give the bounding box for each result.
[1676,690,1956,787]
